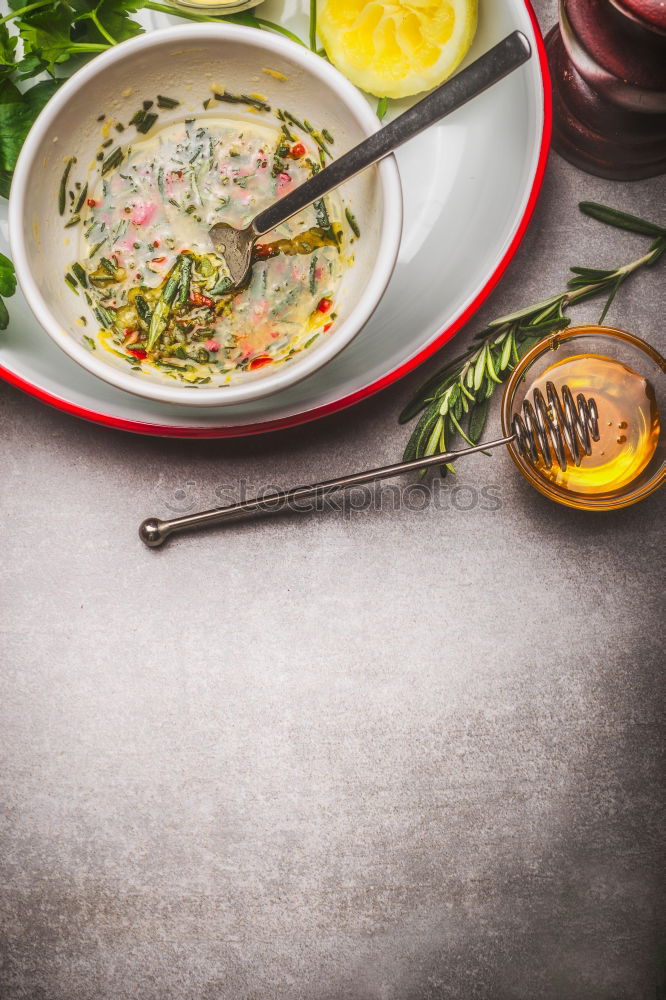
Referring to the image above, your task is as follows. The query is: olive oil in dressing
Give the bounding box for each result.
[527,353,660,495]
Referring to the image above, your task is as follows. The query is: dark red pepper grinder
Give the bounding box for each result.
[546,0,666,179]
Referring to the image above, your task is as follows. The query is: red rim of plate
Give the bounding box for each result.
[0,2,552,439]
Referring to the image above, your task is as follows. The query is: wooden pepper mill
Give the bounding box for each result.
[546,0,666,179]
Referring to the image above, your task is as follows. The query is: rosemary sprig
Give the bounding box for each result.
[399,201,666,471]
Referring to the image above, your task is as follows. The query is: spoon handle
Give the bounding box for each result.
[252,30,531,238]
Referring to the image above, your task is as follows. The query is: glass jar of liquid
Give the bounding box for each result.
[502,326,665,510]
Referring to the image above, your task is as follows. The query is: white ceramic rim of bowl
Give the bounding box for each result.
[9,23,403,408]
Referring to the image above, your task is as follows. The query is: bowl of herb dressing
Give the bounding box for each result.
[9,24,402,407]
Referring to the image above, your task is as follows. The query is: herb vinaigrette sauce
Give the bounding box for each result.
[76,116,347,382]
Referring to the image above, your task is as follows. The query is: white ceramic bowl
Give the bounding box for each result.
[9,24,402,407]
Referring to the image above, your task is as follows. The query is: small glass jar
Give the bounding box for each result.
[501,325,666,511]
[167,0,264,14]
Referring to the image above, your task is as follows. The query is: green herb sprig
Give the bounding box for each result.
[0,253,17,329]
[0,0,307,201]
[399,202,666,472]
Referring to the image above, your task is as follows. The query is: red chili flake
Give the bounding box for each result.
[86,198,96,207]
[153,239,160,248]
[324,322,332,332]
[127,348,147,360]
[317,297,332,313]
[151,256,167,264]
[290,142,306,159]
[249,355,272,370]
[254,244,273,259]
[188,290,214,308]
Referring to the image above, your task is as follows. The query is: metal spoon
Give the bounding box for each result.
[208,30,532,288]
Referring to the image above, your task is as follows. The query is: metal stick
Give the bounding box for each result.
[139,435,515,547]
[138,383,600,547]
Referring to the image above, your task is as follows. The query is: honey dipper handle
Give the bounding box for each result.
[138,436,515,547]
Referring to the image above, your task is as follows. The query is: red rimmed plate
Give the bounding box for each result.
[0,0,550,438]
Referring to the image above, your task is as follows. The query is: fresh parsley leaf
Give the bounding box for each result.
[0,79,31,176]
[0,252,16,331]
[71,0,144,46]
[14,51,49,81]
[22,77,63,115]
[0,253,16,298]
[19,7,81,73]
[0,77,61,197]
[0,24,18,68]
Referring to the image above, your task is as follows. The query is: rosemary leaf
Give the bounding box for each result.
[579,201,666,238]
[598,275,623,325]
[499,331,513,371]
[472,346,486,391]
[468,398,490,443]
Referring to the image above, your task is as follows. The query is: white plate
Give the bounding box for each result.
[0,0,550,438]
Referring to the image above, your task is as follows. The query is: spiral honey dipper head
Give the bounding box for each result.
[511,381,600,471]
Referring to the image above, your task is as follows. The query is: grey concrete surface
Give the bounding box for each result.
[1,2,665,997]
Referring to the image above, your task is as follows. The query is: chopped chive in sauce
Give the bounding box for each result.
[345,207,360,238]
[64,273,78,293]
[58,158,75,215]
[157,95,180,109]
[283,110,306,133]
[73,183,88,214]
[83,335,96,351]
[65,214,81,229]
[71,262,88,287]
[213,90,271,113]
[101,147,123,175]
[136,112,158,134]
[95,305,115,328]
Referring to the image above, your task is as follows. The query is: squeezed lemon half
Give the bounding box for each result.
[318,0,478,99]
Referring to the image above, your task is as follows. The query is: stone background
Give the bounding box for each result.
[1,1,664,997]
